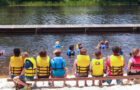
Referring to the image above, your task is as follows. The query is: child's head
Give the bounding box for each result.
[119,47,122,51]
[79,44,83,49]
[55,41,60,45]
[100,40,104,44]
[94,50,102,59]
[69,45,74,50]
[53,49,61,57]
[112,46,120,55]
[131,48,140,57]
[39,49,47,57]
[80,48,87,55]
[13,48,20,57]
[77,42,82,47]
[105,40,109,45]
[21,52,29,59]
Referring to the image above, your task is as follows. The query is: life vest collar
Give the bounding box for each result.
[113,53,119,56]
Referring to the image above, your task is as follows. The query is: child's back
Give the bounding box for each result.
[91,50,104,86]
[92,58,104,76]
[106,46,125,85]
[10,48,23,78]
[91,50,104,76]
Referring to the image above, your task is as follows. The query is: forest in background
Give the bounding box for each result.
[0,0,140,6]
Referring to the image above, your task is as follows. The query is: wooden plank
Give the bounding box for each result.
[0,24,140,34]
[7,75,140,82]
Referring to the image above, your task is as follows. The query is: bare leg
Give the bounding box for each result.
[85,80,88,86]
[99,80,102,87]
[92,80,95,86]
[76,80,79,87]
[13,77,28,87]
[126,79,130,84]
[63,80,66,87]
[13,76,31,90]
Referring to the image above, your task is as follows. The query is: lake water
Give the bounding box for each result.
[0,33,140,75]
[0,5,140,75]
[0,5,140,24]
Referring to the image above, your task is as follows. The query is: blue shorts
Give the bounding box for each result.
[19,75,34,82]
[10,75,15,79]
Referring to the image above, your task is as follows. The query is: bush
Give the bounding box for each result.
[0,0,9,6]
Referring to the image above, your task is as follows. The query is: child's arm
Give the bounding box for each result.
[20,68,26,76]
[127,59,132,74]
[8,62,12,74]
[89,61,92,73]
[103,57,107,74]
[72,60,77,74]
[64,67,67,78]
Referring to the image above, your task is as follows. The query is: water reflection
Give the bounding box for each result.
[0,5,140,24]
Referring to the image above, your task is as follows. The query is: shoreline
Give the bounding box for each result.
[3,1,140,6]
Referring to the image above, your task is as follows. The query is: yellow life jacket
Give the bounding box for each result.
[76,44,78,49]
[24,57,37,77]
[110,55,124,76]
[92,58,104,76]
[37,56,50,76]
[10,56,23,76]
[77,55,90,74]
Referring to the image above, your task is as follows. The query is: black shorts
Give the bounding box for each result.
[76,74,88,77]
[128,71,140,75]
[92,75,103,77]
[38,76,49,78]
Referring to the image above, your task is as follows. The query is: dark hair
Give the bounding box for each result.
[69,45,74,50]
[79,45,83,49]
[54,49,61,56]
[39,50,47,57]
[80,48,87,55]
[78,42,82,47]
[14,48,20,57]
[112,46,120,54]
[94,50,101,57]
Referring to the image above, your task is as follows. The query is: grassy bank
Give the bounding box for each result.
[9,0,139,6]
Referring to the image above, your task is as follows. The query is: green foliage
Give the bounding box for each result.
[0,0,139,6]
[0,0,9,6]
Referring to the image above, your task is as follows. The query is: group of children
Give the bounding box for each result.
[8,41,140,89]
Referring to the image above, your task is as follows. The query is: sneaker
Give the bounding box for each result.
[23,84,31,90]
[49,82,52,87]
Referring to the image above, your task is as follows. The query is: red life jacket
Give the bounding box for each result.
[131,56,140,70]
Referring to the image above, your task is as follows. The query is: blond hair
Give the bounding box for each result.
[131,48,140,57]
[53,49,61,56]
[21,52,29,58]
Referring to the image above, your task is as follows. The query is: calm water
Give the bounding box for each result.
[0,33,140,75]
[0,5,140,75]
[0,5,140,24]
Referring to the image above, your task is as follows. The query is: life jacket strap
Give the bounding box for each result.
[131,64,140,67]
[37,66,50,76]
[110,66,123,75]
[25,67,36,76]
[76,65,89,75]
[11,67,23,76]
[53,62,64,70]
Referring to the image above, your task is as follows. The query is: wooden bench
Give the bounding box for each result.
[7,75,140,87]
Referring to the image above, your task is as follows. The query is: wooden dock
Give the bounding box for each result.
[0,24,140,34]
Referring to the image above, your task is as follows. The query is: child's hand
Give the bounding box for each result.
[9,72,11,75]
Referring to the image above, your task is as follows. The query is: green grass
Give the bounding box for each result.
[9,0,139,6]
